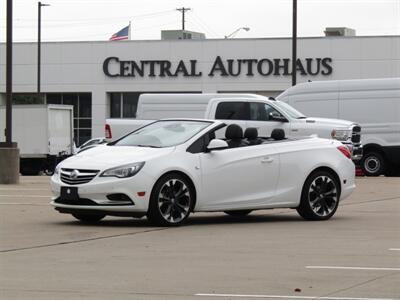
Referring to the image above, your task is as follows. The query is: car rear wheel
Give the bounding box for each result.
[361,151,386,176]
[72,213,105,223]
[147,173,194,226]
[297,171,340,221]
[224,210,252,217]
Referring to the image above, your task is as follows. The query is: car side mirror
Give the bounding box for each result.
[270,112,288,122]
[206,139,228,152]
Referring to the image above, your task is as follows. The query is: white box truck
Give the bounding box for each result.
[0,104,74,175]
[277,78,400,176]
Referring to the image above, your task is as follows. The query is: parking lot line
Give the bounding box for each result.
[306,266,400,271]
[0,188,50,191]
[0,203,48,206]
[0,195,51,198]
[195,293,399,300]
[389,248,400,251]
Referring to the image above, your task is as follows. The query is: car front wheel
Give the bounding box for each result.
[147,173,194,226]
[297,171,340,221]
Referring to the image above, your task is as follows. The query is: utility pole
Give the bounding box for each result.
[292,0,297,86]
[176,7,191,31]
[37,2,50,98]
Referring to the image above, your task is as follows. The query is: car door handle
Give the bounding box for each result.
[261,157,274,163]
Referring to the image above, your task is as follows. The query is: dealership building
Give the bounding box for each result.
[1,31,399,145]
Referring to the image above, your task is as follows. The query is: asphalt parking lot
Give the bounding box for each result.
[0,176,399,300]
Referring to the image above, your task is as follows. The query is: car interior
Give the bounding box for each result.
[221,124,288,149]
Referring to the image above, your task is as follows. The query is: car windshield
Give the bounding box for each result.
[274,101,306,119]
[114,120,211,148]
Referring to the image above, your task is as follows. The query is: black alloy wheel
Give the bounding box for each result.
[297,171,340,221]
[147,173,194,226]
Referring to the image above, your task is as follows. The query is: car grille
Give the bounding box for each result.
[351,125,361,143]
[60,168,99,185]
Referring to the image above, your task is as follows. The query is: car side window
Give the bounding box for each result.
[187,131,215,154]
[215,102,250,120]
[249,102,284,121]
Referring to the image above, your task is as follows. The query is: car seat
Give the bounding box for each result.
[244,128,263,145]
[271,128,285,140]
[225,124,248,148]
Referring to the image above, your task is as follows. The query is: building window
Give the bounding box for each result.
[12,93,45,105]
[46,93,92,146]
[110,93,122,118]
[109,92,139,118]
[108,91,201,119]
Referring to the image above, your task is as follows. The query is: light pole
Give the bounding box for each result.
[292,0,297,86]
[224,27,250,39]
[38,2,50,99]
[0,0,19,184]
[5,0,13,146]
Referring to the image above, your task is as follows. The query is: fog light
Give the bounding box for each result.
[106,193,133,203]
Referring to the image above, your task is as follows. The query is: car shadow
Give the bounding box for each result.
[49,211,349,228]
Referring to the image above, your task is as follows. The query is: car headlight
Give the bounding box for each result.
[100,162,145,178]
[331,129,351,141]
[54,165,61,176]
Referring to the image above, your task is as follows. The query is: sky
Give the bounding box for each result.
[0,0,399,42]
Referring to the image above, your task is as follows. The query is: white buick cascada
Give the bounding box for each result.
[51,119,355,226]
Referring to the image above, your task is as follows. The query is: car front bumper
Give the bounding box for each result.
[50,172,155,217]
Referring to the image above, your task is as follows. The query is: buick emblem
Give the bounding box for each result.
[70,170,79,179]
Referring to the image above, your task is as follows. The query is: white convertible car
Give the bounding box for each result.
[51,119,355,226]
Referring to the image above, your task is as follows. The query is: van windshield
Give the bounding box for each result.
[274,101,306,119]
[114,120,211,148]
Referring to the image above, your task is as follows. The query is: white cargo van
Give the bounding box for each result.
[0,105,74,175]
[277,78,400,176]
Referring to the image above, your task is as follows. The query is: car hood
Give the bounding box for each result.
[303,117,357,129]
[60,145,175,170]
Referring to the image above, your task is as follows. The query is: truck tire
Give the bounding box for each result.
[361,151,386,176]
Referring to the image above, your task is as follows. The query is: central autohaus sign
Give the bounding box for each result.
[103,56,332,78]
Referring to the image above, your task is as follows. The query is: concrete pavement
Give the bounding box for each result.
[0,176,399,300]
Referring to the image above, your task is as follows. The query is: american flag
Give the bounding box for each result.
[109,24,130,41]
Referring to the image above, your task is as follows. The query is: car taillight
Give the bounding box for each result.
[105,124,112,139]
[337,145,351,159]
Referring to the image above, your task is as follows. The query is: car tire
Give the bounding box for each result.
[297,170,340,221]
[72,213,105,223]
[361,151,386,176]
[224,210,252,217]
[147,173,194,226]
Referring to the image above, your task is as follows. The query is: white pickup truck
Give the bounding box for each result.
[105,93,363,160]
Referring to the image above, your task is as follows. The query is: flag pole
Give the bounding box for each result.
[128,21,131,40]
